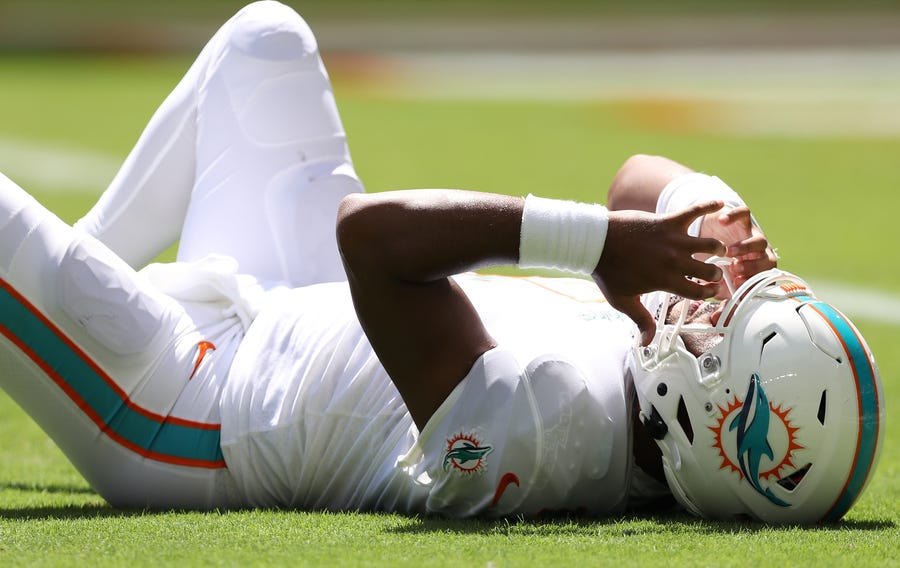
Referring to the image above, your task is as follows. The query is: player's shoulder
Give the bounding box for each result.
[464,349,594,420]
[430,347,587,418]
[408,345,628,517]
[524,353,589,391]
[477,347,588,385]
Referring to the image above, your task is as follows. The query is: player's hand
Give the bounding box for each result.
[698,205,778,297]
[594,200,726,345]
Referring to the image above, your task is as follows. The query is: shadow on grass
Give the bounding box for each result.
[0,505,894,531]
[0,480,167,520]
[0,481,895,532]
[0,480,97,495]
[384,512,896,536]
[0,505,143,520]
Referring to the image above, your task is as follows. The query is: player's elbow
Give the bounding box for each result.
[608,154,660,209]
[336,193,366,260]
[336,193,385,277]
[608,154,693,212]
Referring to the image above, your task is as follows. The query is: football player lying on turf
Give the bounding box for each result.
[0,1,883,523]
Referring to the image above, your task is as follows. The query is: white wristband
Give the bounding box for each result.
[519,194,609,274]
[657,173,748,237]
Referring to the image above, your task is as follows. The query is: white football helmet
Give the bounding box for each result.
[633,268,884,523]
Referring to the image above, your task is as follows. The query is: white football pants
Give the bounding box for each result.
[0,0,362,509]
[76,0,362,287]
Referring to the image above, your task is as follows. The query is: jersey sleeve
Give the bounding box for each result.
[397,346,624,518]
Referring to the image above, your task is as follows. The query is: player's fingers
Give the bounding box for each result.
[610,295,657,346]
[718,205,752,227]
[687,235,727,258]
[666,277,720,301]
[678,256,723,283]
[726,234,769,257]
[733,254,778,277]
[671,200,724,228]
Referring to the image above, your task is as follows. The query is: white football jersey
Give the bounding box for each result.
[219,273,638,516]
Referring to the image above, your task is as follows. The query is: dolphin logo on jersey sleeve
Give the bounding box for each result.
[443,433,493,474]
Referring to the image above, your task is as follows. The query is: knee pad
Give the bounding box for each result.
[267,167,364,286]
[229,1,318,62]
[203,1,337,146]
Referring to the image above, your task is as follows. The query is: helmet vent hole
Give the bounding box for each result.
[776,463,812,491]
[676,396,694,445]
[817,390,827,425]
[760,331,778,359]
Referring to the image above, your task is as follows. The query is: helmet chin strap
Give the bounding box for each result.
[638,401,682,469]
[640,405,682,470]
[640,405,668,440]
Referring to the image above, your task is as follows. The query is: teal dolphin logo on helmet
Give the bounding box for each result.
[730,374,790,507]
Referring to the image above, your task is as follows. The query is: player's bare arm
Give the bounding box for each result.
[338,190,516,431]
[607,154,694,212]
[337,189,725,428]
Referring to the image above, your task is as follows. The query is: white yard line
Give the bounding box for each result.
[363,48,900,103]
[809,281,900,327]
[346,48,900,137]
[0,137,119,194]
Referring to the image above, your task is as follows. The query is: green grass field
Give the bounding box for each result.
[0,52,898,566]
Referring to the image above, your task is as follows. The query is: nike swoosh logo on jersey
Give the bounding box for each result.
[189,341,217,380]
[491,472,521,507]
